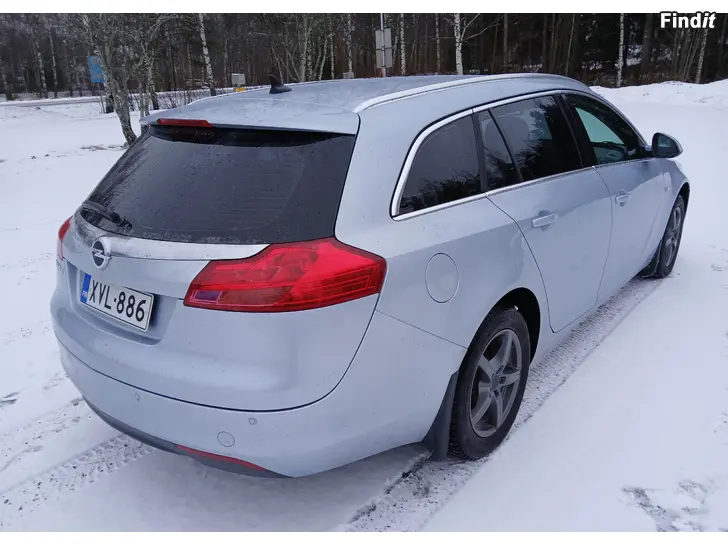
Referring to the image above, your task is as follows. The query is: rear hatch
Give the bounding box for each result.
[55,122,385,411]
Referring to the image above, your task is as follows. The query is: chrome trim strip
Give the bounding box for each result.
[389,85,652,221]
[73,212,268,261]
[390,108,475,217]
[471,89,572,112]
[484,166,597,197]
[393,191,492,222]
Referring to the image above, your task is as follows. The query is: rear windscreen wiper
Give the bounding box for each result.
[80,201,131,229]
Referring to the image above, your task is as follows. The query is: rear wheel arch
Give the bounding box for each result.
[423,286,542,459]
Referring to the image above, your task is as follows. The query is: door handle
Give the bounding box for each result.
[615,191,631,206]
[531,213,559,229]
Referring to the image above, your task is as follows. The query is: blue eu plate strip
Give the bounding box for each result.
[80,273,91,303]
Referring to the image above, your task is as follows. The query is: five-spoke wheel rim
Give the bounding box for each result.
[469,328,523,438]
[663,206,683,268]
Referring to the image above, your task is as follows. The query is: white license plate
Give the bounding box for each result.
[80,273,154,331]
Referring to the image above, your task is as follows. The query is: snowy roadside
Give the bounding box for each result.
[1,82,726,531]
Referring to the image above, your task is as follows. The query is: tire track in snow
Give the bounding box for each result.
[339,278,661,532]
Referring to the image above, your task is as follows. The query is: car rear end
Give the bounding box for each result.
[52,115,391,476]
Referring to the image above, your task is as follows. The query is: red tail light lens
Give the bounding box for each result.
[57,217,72,260]
[184,238,387,313]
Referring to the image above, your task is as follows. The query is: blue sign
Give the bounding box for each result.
[87,55,104,84]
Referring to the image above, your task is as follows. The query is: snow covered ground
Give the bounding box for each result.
[0,80,726,531]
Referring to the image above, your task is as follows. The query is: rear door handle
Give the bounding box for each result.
[615,191,631,206]
[531,213,559,229]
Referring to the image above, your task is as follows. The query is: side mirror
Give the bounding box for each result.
[651,132,682,159]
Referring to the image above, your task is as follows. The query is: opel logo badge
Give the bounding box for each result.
[91,239,111,269]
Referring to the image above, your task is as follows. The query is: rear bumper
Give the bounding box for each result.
[56,310,466,477]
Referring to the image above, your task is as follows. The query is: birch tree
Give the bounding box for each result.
[198,13,216,96]
[695,27,708,83]
[449,14,499,75]
[435,14,441,73]
[78,14,172,145]
[616,13,625,87]
[345,14,353,73]
[399,14,406,75]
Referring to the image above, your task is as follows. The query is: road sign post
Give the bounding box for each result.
[374,24,393,77]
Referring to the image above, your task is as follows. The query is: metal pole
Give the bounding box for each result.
[380,13,387,77]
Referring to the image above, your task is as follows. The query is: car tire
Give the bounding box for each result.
[652,195,686,279]
[448,306,531,460]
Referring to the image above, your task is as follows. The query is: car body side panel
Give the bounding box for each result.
[336,117,550,353]
[595,159,666,300]
[488,169,612,333]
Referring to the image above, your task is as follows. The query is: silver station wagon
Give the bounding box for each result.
[52,74,689,477]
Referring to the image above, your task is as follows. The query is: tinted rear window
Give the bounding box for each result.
[81,126,356,244]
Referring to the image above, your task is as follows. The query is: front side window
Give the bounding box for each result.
[398,116,482,215]
[564,93,643,165]
[491,96,583,182]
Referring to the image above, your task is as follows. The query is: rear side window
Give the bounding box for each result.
[564,93,644,165]
[398,116,481,215]
[476,111,519,192]
[81,126,356,244]
[491,96,582,182]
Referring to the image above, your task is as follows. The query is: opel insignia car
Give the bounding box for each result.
[51,73,689,477]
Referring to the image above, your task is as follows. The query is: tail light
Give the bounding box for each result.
[157,118,212,127]
[184,238,387,313]
[57,217,72,260]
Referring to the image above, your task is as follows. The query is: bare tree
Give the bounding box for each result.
[617,13,624,87]
[198,14,216,96]
[345,14,353,74]
[449,14,496,75]
[435,14,441,73]
[565,14,575,77]
[399,14,406,75]
[503,14,509,67]
[79,14,171,145]
[639,13,653,82]
[695,27,708,83]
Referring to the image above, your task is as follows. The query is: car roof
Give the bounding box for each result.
[143,74,590,135]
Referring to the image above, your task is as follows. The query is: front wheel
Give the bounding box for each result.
[449,307,531,460]
[653,195,686,279]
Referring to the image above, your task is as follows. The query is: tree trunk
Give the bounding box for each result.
[718,14,727,78]
[503,14,508,68]
[565,14,575,77]
[329,15,335,79]
[109,75,136,146]
[33,36,48,98]
[542,14,548,71]
[49,29,58,98]
[491,17,499,73]
[399,14,406,75]
[0,49,14,101]
[346,14,354,74]
[696,27,709,83]
[639,14,653,82]
[454,13,464,75]
[549,14,558,74]
[617,14,625,87]
[435,14,442,73]
[62,38,73,97]
[198,13,216,96]
[149,59,159,110]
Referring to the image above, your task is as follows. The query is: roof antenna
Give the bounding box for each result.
[269,74,292,95]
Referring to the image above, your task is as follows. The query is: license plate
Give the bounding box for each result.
[80,273,154,331]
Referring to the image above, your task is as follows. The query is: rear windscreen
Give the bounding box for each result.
[81,126,356,244]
